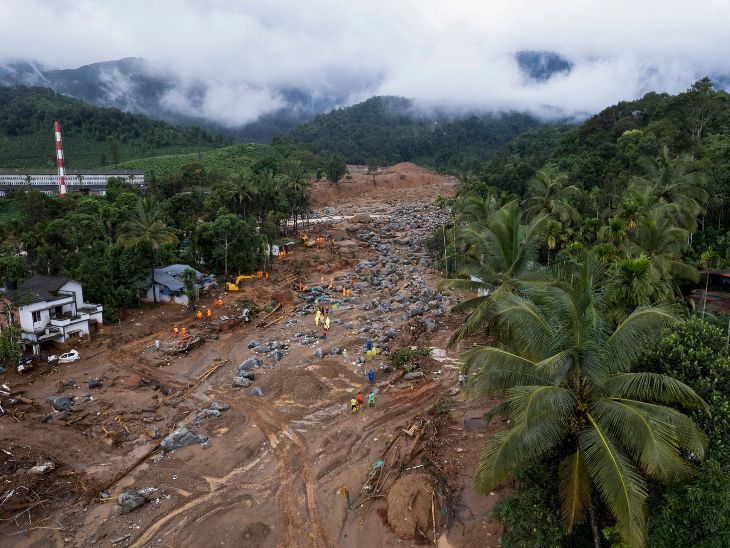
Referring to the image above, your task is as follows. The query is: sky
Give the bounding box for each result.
[0,0,729,125]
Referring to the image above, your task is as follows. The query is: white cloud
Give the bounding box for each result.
[0,0,728,123]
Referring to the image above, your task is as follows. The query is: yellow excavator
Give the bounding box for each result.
[300,233,317,248]
[226,274,255,291]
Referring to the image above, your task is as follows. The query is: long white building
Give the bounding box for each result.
[0,169,145,197]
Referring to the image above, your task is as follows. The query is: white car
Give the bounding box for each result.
[58,350,80,364]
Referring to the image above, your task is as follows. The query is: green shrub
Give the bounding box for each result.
[390,347,432,370]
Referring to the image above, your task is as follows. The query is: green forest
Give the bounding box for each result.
[0,86,228,168]
[287,95,546,170]
[0,149,320,321]
[436,78,730,546]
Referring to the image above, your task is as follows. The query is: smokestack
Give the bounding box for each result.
[54,120,66,196]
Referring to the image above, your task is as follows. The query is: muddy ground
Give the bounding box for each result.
[0,163,509,547]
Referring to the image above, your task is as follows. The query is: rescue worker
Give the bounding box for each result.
[315,308,322,327]
[196,310,203,320]
[174,326,179,337]
[356,391,364,410]
[367,369,375,385]
[155,339,160,351]
[458,373,465,387]
[181,327,187,337]
[206,308,212,319]
[350,398,359,413]
[368,392,375,408]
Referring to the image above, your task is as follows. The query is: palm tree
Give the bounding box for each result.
[598,217,629,253]
[627,145,707,231]
[523,164,581,225]
[441,200,548,340]
[229,169,255,218]
[117,197,178,304]
[630,209,699,291]
[605,255,671,322]
[464,254,707,547]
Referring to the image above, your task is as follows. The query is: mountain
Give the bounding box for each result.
[0,58,350,143]
[515,50,573,81]
[286,95,552,171]
[0,86,227,168]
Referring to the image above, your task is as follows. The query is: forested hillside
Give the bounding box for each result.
[476,78,730,231]
[443,78,730,548]
[287,95,548,170]
[0,86,228,168]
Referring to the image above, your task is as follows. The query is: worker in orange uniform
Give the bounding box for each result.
[196,310,203,320]
[181,327,187,337]
[206,308,212,319]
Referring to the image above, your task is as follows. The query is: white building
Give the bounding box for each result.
[6,275,103,353]
[0,169,144,197]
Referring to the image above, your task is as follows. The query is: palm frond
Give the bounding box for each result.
[601,372,709,412]
[462,346,547,393]
[580,414,648,547]
[559,450,591,532]
[591,399,690,481]
[474,416,568,493]
[603,305,681,374]
[610,399,708,459]
[506,385,576,427]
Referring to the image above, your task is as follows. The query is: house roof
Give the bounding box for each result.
[7,274,71,305]
[150,264,202,292]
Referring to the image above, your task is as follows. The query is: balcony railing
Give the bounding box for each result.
[50,313,89,327]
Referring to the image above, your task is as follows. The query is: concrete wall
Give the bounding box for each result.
[144,285,189,305]
[18,296,73,334]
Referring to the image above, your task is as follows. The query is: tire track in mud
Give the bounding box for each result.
[239,397,333,548]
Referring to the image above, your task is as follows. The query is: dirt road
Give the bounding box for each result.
[0,164,505,547]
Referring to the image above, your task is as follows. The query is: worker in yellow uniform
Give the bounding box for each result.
[350,398,359,413]
[315,308,322,327]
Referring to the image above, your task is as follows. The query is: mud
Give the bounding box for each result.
[0,163,503,547]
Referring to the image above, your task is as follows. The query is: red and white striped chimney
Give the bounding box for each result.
[54,120,66,196]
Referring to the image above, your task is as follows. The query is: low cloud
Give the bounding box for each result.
[0,0,728,124]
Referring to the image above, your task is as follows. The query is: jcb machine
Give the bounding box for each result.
[226,274,255,291]
[299,233,317,248]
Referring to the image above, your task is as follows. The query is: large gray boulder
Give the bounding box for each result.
[160,426,208,452]
[118,490,146,514]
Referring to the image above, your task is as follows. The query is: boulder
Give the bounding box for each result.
[160,426,208,452]
[247,340,262,349]
[87,378,103,389]
[314,348,324,359]
[48,395,72,411]
[250,386,264,397]
[233,377,253,388]
[209,401,230,411]
[404,371,425,381]
[238,356,261,371]
[118,490,146,514]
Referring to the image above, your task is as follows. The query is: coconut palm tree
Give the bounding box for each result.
[627,145,707,231]
[463,254,707,547]
[441,200,548,340]
[598,217,629,253]
[117,196,178,304]
[523,164,581,225]
[229,169,255,218]
[630,209,699,291]
[605,255,672,322]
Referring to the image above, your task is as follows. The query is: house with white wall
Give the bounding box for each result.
[5,275,103,354]
[144,264,206,305]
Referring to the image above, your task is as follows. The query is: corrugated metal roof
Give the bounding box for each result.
[150,264,202,291]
